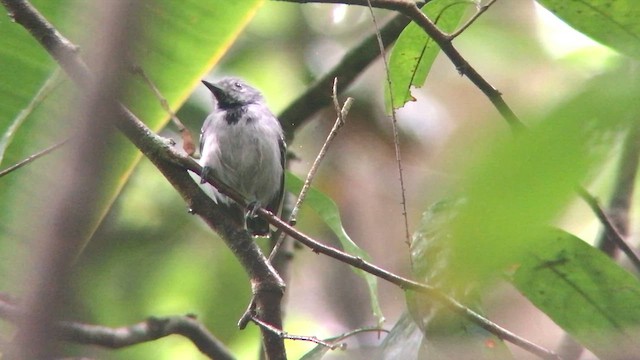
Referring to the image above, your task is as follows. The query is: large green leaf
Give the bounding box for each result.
[512,229,640,359]
[442,68,640,287]
[536,0,640,59]
[385,0,466,111]
[406,200,513,360]
[0,0,263,284]
[285,172,384,325]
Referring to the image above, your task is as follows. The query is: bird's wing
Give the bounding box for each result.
[199,116,212,156]
[267,135,287,215]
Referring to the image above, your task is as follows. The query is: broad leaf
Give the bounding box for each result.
[444,68,640,286]
[0,0,264,275]
[536,0,640,59]
[512,229,640,359]
[385,0,466,111]
[407,200,513,359]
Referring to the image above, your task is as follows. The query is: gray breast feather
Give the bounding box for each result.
[199,104,283,207]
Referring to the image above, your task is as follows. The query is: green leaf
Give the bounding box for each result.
[536,0,640,59]
[0,69,63,166]
[512,229,640,358]
[285,172,385,325]
[385,0,466,111]
[445,68,640,286]
[0,0,264,268]
[407,200,513,360]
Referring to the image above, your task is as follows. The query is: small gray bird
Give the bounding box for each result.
[199,77,286,236]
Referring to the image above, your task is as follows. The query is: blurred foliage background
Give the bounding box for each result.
[1,0,639,359]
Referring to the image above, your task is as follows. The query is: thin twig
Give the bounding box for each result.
[131,65,196,156]
[250,315,343,350]
[449,0,498,39]
[0,68,63,165]
[576,186,640,273]
[365,0,412,246]
[272,79,351,260]
[279,80,350,250]
[0,139,68,178]
[287,79,352,230]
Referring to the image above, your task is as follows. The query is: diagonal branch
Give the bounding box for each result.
[278,3,422,140]
[0,139,67,178]
[277,0,526,132]
[576,186,640,273]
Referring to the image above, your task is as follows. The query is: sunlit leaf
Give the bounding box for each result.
[512,229,640,358]
[0,0,264,267]
[536,0,640,59]
[286,172,385,325]
[385,0,466,111]
[407,200,513,359]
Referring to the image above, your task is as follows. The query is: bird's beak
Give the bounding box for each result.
[202,80,224,99]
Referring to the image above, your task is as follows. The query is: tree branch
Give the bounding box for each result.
[278,4,420,140]
[277,0,526,132]
[596,123,640,256]
[0,139,67,178]
[576,186,640,273]
[0,299,235,360]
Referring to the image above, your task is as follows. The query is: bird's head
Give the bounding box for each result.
[202,77,264,109]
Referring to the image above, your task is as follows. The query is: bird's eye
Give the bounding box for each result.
[234,82,243,90]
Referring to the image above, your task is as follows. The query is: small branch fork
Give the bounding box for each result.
[278,0,526,132]
[131,65,197,156]
[449,0,498,39]
[2,0,561,359]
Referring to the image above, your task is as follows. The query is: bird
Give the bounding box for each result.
[198,77,286,236]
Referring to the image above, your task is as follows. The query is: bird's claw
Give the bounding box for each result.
[200,166,211,184]
[246,201,262,218]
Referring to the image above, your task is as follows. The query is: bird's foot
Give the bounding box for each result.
[246,201,262,219]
